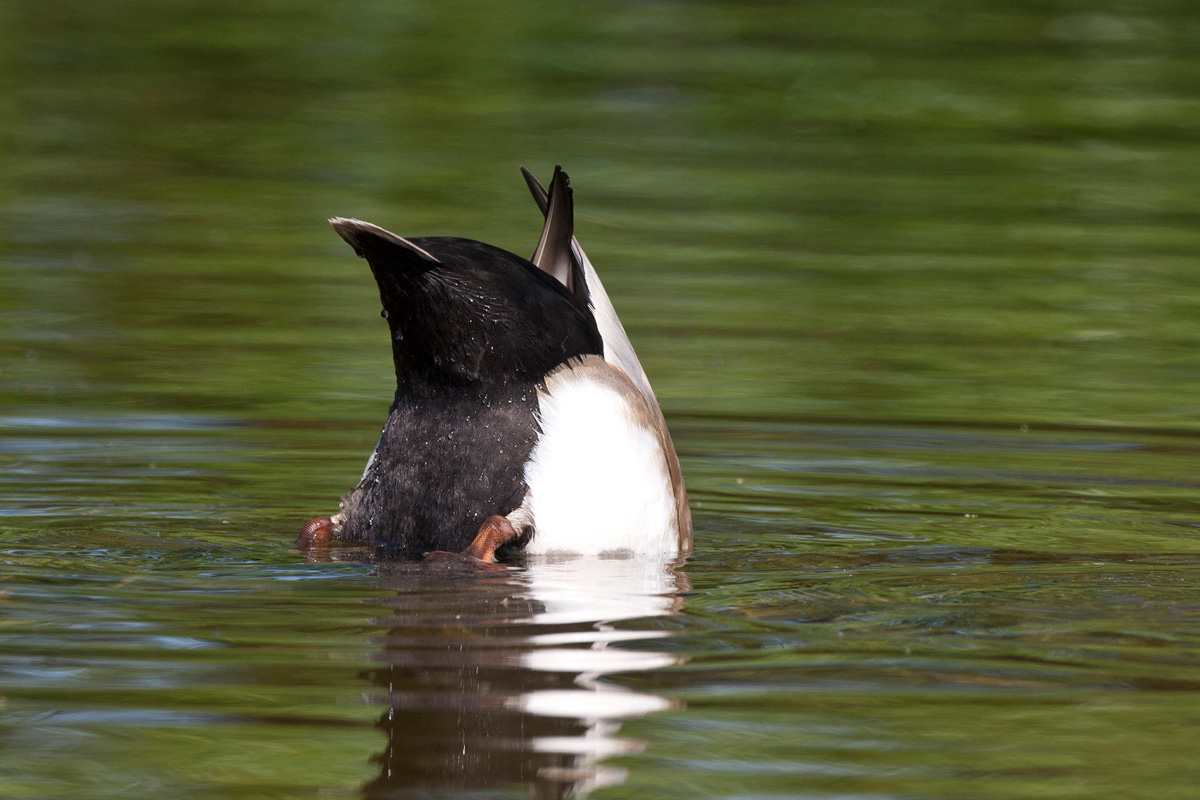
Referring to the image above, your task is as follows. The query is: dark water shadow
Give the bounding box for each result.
[360,555,689,799]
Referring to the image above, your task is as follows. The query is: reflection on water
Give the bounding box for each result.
[364,557,687,799]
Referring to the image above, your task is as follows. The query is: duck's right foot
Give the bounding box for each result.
[425,515,519,563]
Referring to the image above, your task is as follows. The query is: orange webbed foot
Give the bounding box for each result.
[298,516,336,550]
[425,515,519,564]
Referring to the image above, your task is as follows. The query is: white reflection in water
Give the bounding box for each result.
[365,554,687,799]
[518,555,683,625]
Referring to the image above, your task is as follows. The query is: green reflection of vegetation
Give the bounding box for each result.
[5,0,1200,432]
[5,1,1200,798]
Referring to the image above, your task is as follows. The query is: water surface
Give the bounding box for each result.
[4,2,1200,798]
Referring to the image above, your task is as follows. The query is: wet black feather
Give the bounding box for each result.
[336,233,602,552]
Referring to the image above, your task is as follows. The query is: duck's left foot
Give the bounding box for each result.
[298,516,336,550]
[425,515,519,564]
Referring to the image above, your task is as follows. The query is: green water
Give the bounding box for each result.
[4,1,1200,797]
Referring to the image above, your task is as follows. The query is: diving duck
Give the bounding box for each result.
[299,166,690,561]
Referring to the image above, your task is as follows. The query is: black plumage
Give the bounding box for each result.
[332,227,602,553]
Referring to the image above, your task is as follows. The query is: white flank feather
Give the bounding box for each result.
[523,367,678,556]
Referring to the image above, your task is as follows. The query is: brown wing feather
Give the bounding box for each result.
[529,166,576,295]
